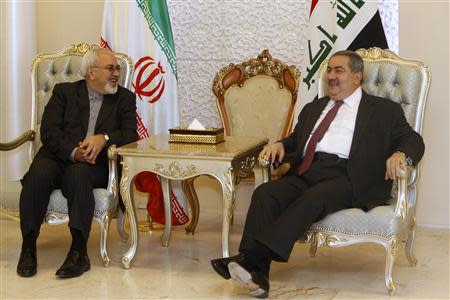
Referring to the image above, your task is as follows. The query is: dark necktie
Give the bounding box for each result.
[297,100,344,175]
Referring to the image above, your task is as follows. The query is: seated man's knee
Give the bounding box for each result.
[23,159,61,186]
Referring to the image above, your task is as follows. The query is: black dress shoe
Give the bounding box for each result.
[17,248,37,277]
[211,253,250,280]
[55,250,90,278]
[228,261,270,299]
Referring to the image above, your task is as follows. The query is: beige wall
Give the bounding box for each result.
[17,1,450,228]
[399,0,449,228]
[36,0,103,52]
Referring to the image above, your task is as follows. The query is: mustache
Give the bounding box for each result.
[328,79,339,86]
[108,75,119,81]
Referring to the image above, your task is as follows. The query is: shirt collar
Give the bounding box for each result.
[86,84,104,100]
[342,87,362,108]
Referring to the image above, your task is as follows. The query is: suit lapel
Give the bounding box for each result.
[95,93,116,131]
[349,92,375,158]
[297,97,329,155]
[78,81,90,134]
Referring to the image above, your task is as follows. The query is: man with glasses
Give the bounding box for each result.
[17,48,137,278]
[210,50,425,298]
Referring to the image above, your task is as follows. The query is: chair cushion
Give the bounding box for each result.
[309,205,402,239]
[47,189,115,220]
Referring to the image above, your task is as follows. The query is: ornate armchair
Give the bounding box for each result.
[262,48,430,295]
[182,50,300,234]
[0,43,134,267]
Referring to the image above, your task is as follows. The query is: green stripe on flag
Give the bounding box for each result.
[137,0,177,77]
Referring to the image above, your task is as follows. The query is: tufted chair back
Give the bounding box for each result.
[30,43,133,160]
[317,48,430,202]
[318,47,429,140]
[213,50,300,145]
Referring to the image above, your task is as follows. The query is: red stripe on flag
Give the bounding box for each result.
[100,37,112,51]
[309,0,319,17]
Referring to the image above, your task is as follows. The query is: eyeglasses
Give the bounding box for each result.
[92,64,121,73]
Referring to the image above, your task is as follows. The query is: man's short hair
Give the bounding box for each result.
[331,50,364,74]
[80,46,102,78]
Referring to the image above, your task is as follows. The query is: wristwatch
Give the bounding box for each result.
[406,156,413,166]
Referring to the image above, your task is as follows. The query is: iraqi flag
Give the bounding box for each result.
[299,0,388,113]
[101,0,189,226]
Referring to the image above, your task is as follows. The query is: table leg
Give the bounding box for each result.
[182,176,200,234]
[160,177,172,247]
[120,162,138,269]
[220,167,235,258]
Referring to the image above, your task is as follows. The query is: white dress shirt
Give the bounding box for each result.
[304,87,362,159]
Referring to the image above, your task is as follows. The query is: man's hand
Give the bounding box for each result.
[78,134,107,164]
[74,147,89,163]
[259,142,285,164]
[385,151,406,180]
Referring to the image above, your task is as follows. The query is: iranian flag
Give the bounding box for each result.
[101,0,189,225]
[299,0,389,111]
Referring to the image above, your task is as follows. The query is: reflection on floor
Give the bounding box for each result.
[1,212,448,299]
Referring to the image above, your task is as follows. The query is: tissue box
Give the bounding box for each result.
[169,127,225,144]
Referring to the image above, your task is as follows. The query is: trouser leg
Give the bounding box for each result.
[256,176,353,261]
[239,175,308,255]
[61,163,108,240]
[19,153,64,238]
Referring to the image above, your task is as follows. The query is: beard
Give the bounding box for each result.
[104,82,118,94]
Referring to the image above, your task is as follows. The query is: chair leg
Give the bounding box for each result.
[117,209,129,243]
[309,234,318,257]
[99,216,112,267]
[405,217,418,267]
[385,239,398,296]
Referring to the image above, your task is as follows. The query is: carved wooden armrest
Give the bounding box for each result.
[394,166,413,220]
[0,130,35,151]
[107,144,119,199]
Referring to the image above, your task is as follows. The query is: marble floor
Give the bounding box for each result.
[0,212,449,300]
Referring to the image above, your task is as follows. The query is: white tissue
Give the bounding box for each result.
[188,118,206,130]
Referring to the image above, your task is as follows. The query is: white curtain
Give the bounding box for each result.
[0,1,37,181]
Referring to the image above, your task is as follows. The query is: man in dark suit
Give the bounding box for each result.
[17,48,137,278]
[210,50,425,298]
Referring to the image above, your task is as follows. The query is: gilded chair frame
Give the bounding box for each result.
[182,50,300,235]
[310,48,429,295]
[0,43,134,267]
[212,49,300,141]
[260,47,430,296]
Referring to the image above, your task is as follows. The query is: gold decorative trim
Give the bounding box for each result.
[154,162,197,178]
[107,144,118,160]
[63,42,93,54]
[0,130,35,151]
[30,43,134,74]
[390,239,398,256]
[223,167,235,222]
[212,49,300,97]
[169,133,224,144]
[120,162,131,212]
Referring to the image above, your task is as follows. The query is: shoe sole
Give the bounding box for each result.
[56,264,91,279]
[17,268,37,278]
[228,262,268,298]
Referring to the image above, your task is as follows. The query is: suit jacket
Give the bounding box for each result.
[39,80,138,167]
[281,91,425,210]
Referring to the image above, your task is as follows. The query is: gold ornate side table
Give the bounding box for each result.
[116,134,268,268]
